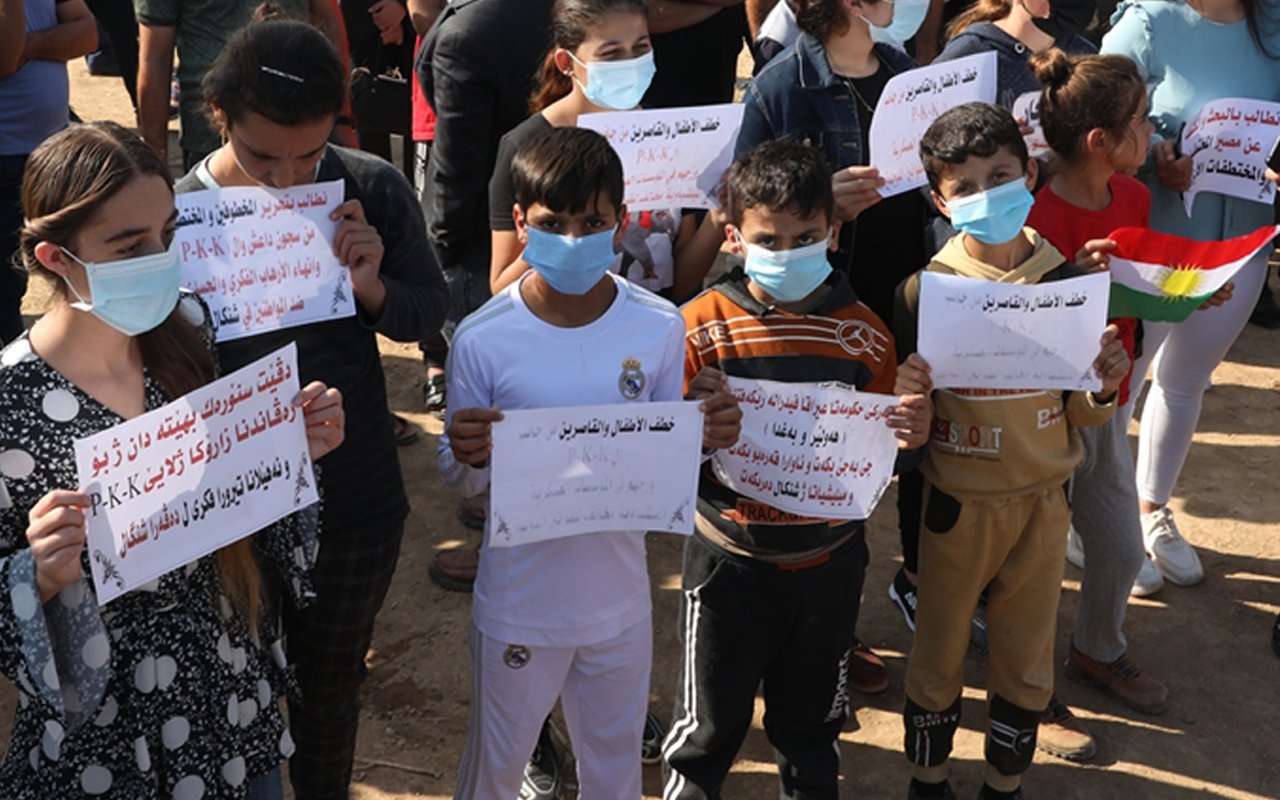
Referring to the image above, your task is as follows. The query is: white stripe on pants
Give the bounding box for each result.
[453,618,651,800]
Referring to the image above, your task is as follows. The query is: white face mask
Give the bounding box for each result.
[60,245,182,336]
[867,0,931,45]
[568,51,657,110]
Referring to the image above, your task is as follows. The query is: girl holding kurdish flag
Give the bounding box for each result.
[0,121,344,799]
[1101,0,1280,587]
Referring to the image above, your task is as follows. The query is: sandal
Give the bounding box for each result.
[423,373,447,419]
[392,413,419,446]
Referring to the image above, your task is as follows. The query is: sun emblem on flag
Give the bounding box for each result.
[1155,263,1204,300]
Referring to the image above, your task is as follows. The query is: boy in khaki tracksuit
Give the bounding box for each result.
[892,103,1132,800]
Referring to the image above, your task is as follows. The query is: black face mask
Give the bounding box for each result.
[1032,0,1097,39]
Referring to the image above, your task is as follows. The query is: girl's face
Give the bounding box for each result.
[558,10,651,79]
[38,174,177,298]
[856,0,897,30]
[1106,91,1155,174]
[219,109,335,190]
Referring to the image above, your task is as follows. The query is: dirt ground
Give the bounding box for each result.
[4,61,1278,800]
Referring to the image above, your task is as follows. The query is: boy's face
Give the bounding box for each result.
[726,205,838,254]
[931,145,1038,219]
[514,190,627,247]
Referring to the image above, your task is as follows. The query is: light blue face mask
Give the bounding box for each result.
[60,245,182,336]
[945,179,1035,246]
[570,51,656,110]
[868,0,931,46]
[738,235,833,303]
[523,227,617,295]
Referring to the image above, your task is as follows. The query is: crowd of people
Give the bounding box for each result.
[1,0,1278,798]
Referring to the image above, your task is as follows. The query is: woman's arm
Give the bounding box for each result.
[672,210,728,301]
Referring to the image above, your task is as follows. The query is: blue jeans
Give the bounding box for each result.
[247,766,284,800]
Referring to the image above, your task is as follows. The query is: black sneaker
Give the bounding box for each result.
[889,566,918,632]
[907,778,957,800]
[1272,610,1280,659]
[976,785,1024,800]
[641,712,665,764]
[520,720,560,800]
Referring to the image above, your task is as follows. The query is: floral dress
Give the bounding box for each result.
[0,296,319,798]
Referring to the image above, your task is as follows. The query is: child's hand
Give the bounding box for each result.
[1074,239,1116,273]
[687,367,742,450]
[1268,167,1280,186]
[293,381,345,460]
[331,199,387,312]
[1014,115,1036,138]
[832,166,884,222]
[894,354,934,397]
[1198,281,1234,309]
[1093,324,1130,399]
[887,393,933,450]
[447,407,504,466]
[1152,139,1192,193]
[26,490,90,603]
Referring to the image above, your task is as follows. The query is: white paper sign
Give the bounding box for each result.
[712,377,899,520]
[869,52,998,197]
[1012,91,1052,158]
[1180,97,1280,216]
[917,271,1109,392]
[75,344,319,604]
[489,401,703,547]
[175,180,356,341]
[579,104,745,211]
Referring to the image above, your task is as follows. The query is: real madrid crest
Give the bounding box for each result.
[503,644,531,669]
[618,356,646,400]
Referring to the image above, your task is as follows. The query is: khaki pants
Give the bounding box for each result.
[904,481,1069,773]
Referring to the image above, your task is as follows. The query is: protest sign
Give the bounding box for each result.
[75,343,318,604]
[712,377,900,520]
[579,104,744,211]
[868,51,997,197]
[1012,90,1052,158]
[175,180,356,341]
[917,271,1109,392]
[489,401,702,547]
[1180,97,1280,216]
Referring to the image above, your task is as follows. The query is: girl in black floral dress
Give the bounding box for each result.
[0,122,345,799]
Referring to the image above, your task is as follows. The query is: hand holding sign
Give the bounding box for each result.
[26,490,91,603]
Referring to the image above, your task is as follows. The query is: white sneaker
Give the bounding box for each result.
[1067,524,1164,595]
[1141,507,1204,586]
[1130,555,1165,597]
[1066,525,1085,570]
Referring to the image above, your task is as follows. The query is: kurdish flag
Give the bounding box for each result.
[1107,225,1280,322]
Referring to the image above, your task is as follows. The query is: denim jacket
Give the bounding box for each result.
[736,33,917,269]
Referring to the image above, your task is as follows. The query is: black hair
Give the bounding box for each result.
[511,127,625,215]
[1243,0,1280,59]
[919,102,1029,191]
[726,140,835,227]
[202,7,346,129]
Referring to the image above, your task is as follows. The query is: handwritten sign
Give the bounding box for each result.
[579,104,744,211]
[712,377,899,520]
[869,52,997,197]
[1012,91,1052,158]
[917,271,1109,392]
[175,181,355,341]
[489,401,702,547]
[74,344,318,604]
[1180,97,1280,216]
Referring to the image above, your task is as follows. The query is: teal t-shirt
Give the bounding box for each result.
[1102,0,1280,241]
[133,0,308,156]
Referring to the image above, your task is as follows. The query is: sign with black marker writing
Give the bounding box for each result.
[579,104,743,211]
[489,401,703,547]
[917,271,1108,392]
[174,181,356,341]
[712,377,899,520]
[1180,97,1280,216]
[74,343,318,604]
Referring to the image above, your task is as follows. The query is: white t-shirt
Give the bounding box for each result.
[440,272,687,647]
